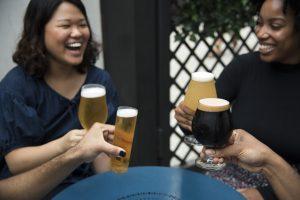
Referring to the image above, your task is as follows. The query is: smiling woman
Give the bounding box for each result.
[0,0,119,198]
[255,0,300,64]
[174,0,300,199]
[44,2,91,69]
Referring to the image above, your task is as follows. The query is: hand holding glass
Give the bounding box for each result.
[78,84,108,129]
[183,71,217,145]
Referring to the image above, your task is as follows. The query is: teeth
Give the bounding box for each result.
[259,44,274,54]
[67,42,82,48]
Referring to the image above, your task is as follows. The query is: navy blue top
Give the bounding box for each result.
[0,66,118,183]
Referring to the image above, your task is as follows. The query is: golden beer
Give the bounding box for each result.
[183,71,217,111]
[111,107,138,173]
[78,84,108,129]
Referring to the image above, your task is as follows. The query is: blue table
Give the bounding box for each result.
[54,166,245,200]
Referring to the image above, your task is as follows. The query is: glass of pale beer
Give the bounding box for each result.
[78,84,108,129]
[111,106,138,173]
[183,71,217,145]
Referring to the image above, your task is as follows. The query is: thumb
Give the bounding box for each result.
[101,141,126,157]
[214,144,240,159]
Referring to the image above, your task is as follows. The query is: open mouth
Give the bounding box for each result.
[259,44,275,55]
[65,42,82,51]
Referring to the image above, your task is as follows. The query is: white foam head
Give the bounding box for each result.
[81,87,106,98]
[199,98,229,107]
[117,108,138,118]
[192,71,214,82]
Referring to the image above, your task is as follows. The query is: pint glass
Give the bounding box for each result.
[78,84,108,129]
[111,107,138,173]
[183,71,217,111]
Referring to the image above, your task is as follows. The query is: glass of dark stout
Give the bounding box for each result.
[192,98,232,171]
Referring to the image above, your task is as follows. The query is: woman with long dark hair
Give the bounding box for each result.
[0,0,118,197]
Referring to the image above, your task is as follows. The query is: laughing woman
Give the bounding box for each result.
[0,0,118,198]
[175,0,300,199]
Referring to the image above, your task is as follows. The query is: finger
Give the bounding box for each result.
[200,147,206,160]
[72,135,84,142]
[101,142,126,157]
[174,115,192,127]
[228,129,240,144]
[89,123,105,139]
[101,124,115,134]
[206,145,240,159]
[175,106,193,121]
[179,123,192,132]
[180,103,195,116]
[75,130,86,136]
[107,134,114,142]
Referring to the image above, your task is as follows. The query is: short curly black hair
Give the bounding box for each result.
[252,0,300,31]
[13,0,100,78]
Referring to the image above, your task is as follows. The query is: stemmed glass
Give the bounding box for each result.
[78,84,108,129]
[192,98,232,171]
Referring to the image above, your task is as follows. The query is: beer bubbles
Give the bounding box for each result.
[78,84,108,129]
[111,107,138,173]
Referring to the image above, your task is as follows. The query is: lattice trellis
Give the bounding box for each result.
[169,27,259,167]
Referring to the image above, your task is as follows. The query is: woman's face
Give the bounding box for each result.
[44,2,90,69]
[255,0,300,64]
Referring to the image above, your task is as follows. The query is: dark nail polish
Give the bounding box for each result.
[119,150,126,157]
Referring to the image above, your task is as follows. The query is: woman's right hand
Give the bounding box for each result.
[59,129,86,152]
[204,129,273,173]
[174,102,194,132]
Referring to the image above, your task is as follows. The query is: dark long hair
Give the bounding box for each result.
[13,0,100,77]
[253,0,300,31]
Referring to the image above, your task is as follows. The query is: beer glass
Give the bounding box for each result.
[78,84,108,129]
[111,106,138,173]
[183,71,217,145]
[192,98,232,171]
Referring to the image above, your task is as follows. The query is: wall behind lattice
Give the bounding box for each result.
[169,27,259,167]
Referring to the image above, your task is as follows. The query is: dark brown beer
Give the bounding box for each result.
[192,98,232,148]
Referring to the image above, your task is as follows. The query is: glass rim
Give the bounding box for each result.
[117,106,138,117]
[80,84,106,97]
[81,83,106,90]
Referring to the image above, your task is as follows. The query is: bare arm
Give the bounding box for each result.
[0,147,82,200]
[0,123,125,200]
[5,129,85,175]
[206,129,300,200]
[262,151,300,200]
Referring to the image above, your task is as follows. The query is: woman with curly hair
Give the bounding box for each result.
[175,0,300,199]
[0,0,118,198]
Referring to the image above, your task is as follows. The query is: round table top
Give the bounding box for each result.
[54,166,245,200]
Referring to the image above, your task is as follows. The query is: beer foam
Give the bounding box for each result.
[117,108,138,118]
[192,71,214,82]
[81,87,106,98]
[198,98,230,112]
[199,98,229,107]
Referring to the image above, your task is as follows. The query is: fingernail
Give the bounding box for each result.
[205,149,215,155]
[119,150,126,157]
